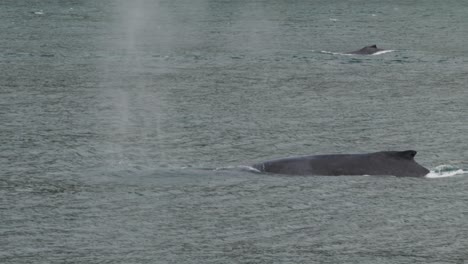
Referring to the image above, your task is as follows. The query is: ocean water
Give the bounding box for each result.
[1,0,467,263]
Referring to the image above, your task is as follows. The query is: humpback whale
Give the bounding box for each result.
[252,150,429,177]
[347,44,385,55]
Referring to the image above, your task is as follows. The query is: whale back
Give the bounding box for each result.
[347,44,384,55]
[253,150,429,177]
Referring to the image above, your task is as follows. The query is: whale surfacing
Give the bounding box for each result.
[347,44,385,55]
[252,150,429,177]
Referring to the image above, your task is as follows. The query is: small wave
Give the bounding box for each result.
[425,165,467,178]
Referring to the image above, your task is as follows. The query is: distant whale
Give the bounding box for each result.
[346,44,385,55]
[252,150,429,177]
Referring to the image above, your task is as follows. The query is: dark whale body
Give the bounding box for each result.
[252,150,429,177]
[347,44,384,55]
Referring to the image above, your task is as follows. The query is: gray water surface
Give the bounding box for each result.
[1,0,468,263]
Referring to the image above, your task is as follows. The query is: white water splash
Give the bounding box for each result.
[425,165,467,178]
[372,50,395,55]
[320,51,350,55]
[215,165,261,173]
[320,50,395,56]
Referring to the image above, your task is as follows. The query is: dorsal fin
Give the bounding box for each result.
[397,150,417,160]
[369,44,377,48]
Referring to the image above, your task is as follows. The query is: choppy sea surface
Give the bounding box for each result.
[1,0,467,263]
